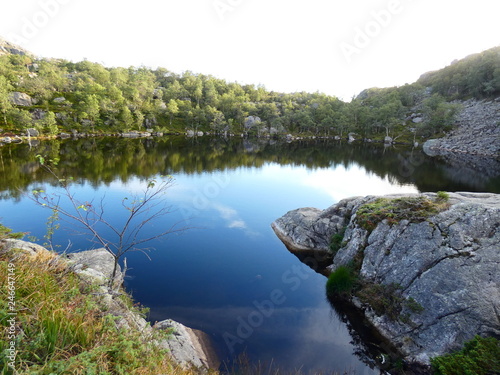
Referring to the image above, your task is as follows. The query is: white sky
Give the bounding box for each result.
[1,0,499,101]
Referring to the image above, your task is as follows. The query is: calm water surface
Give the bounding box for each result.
[1,137,499,374]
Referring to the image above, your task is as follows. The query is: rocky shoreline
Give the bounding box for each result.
[423,98,500,158]
[272,192,500,372]
[2,239,219,373]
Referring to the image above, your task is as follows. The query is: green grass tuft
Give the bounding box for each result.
[326,266,357,297]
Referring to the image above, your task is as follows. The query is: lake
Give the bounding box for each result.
[1,136,499,374]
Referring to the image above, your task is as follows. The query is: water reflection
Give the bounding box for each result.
[0,136,499,374]
[1,137,499,201]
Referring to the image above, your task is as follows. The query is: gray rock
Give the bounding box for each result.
[384,136,393,144]
[244,115,261,130]
[1,239,49,256]
[412,117,423,123]
[155,319,218,371]
[422,99,500,158]
[66,248,123,287]
[272,192,500,366]
[10,92,33,106]
[53,97,67,103]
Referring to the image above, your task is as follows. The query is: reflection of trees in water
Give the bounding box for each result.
[326,296,394,374]
[1,136,498,200]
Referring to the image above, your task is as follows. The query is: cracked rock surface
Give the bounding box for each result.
[272,192,500,366]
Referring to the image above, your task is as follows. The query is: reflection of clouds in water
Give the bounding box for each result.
[259,163,418,204]
[152,305,376,374]
[212,203,260,237]
[300,165,419,202]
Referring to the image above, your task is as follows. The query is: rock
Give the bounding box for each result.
[2,137,11,143]
[412,117,423,123]
[422,99,500,158]
[197,131,204,137]
[272,192,500,366]
[53,97,67,103]
[155,319,219,371]
[0,37,32,56]
[384,136,393,144]
[244,115,261,130]
[9,92,33,106]
[66,248,123,287]
[186,130,195,137]
[348,133,356,142]
[1,239,50,257]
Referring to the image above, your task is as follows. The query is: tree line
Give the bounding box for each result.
[0,45,498,140]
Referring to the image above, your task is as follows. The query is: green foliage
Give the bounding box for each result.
[419,94,461,136]
[0,245,204,375]
[326,265,357,297]
[356,282,403,320]
[419,46,500,100]
[1,45,497,139]
[329,227,346,254]
[431,336,500,375]
[436,191,450,201]
[356,195,450,232]
[0,223,24,240]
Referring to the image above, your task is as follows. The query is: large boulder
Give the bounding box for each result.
[9,92,33,106]
[272,192,500,367]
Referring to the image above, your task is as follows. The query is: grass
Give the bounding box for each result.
[325,265,357,297]
[355,193,450,232]
[0,229,216,375]
[329,227,347,255]
[431,336,500,375]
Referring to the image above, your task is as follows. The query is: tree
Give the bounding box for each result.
[30,157,186,289]
[166,99,179,126]
[0,76,13,125]
[36,111,58,136]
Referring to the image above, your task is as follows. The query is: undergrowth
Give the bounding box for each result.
[431,336,500,375]
[0,231,213,375]
[356,193,450,232]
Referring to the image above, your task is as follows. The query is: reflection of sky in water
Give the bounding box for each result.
[2,160,420,374]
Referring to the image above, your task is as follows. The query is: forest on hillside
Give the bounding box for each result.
[0,44,498,140]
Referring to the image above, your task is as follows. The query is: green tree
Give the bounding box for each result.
[166,99,179,126]
[0,76,13,125]
[36,111,58,136]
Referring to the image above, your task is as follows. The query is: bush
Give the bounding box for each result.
[329,227,346,254]
[431,336,500,375]
[326,266,356,297]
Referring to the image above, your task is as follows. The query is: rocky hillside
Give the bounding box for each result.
[424,98,500,158]
[0,37,31,57]
[272,192,500,372]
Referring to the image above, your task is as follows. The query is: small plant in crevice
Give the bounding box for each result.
[436,191,450,202]
[329,226,347,254]
[325,265,357,297]
[355,282,424,323]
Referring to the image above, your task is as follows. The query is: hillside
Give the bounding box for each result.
[0,38,498,148]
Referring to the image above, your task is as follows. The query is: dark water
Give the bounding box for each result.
[1,136,499,374]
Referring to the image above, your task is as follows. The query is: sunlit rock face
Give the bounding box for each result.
[272,192,500,366]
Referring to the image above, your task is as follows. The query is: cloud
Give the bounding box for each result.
[212,203,259,237]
